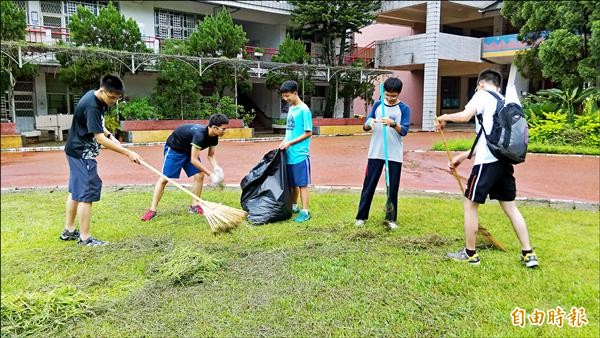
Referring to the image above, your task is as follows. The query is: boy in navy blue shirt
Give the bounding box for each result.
[61,75,143,246]
[141,114,229,221]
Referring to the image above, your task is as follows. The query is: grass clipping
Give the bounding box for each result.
[1,286,95,336]
[152,246,223,286]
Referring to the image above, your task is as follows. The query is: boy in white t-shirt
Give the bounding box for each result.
[436,69,538,268]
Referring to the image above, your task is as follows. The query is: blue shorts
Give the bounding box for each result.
[287,157,311,187]
[67,155,102,202]
[162,144,201,178]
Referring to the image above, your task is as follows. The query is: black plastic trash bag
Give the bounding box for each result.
[240,149,292,225]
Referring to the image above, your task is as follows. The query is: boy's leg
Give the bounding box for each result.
[299,186,309,210]
[463,198,480,251]
[77,202,93,240]
[191,172,205,206]
[499,201,532,250]
[385,161,402,222]
[149,177,168,211]
[356,159,384,221]
[65,193,78,232]
[291,186,300,205]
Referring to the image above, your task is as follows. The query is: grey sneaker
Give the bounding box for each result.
[77,236,108,247]
[384,220,398,230]
[522,252,539,268]
[59,228,80,241]
[354,219,366,227]
[446,248,481,265]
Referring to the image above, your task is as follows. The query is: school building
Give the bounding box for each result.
[3,0,532,135]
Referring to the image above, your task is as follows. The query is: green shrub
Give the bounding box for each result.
[574,108,600,147]
[193,94,244,120]
[115,97,161,120]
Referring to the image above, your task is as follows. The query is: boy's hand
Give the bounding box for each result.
[127,150,142,164]
[435,116,447,131]
[279,140,290,150]
[449,153,465,170]
[365,118,377,129]
[380,117,395,127]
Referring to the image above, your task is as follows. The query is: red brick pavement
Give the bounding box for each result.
[1,132,598,203]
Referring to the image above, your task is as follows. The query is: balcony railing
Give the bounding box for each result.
[25,24,160,53]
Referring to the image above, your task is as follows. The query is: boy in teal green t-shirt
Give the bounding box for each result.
[278,80,313,222]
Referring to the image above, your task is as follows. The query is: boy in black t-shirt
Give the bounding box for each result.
[60,74,143,246]
[140,114,229,221]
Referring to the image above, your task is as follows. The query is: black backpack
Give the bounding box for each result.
[468,90,528,164]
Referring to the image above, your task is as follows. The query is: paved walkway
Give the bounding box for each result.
[1,132,598,203]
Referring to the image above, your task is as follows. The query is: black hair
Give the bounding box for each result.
[478,69,502,88]
[279,80,298,93]
[383,77,403,93]
[100,74,125,93]
[208,113,229,127]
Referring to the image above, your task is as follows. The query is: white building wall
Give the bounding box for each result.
[240,21,286,48]
[117,1,156,37]
[422,1,441,131]
[251,83,279,119]
[122,73,158,98]
[34,73,48,116]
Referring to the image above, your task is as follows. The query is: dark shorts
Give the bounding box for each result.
[465,161,516,204]
[287,157,311,187]
[162,144,201,178]
[67,155,102,202]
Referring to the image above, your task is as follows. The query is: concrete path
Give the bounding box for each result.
[1,132,598,203]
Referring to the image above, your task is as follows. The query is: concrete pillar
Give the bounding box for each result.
[422,1,441,131]
[34,72,47,116]
[493,16,505,36]
[506,63,530,104]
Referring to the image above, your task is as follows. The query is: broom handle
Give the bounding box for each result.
[140,160,202,203]
[435,117,465,193]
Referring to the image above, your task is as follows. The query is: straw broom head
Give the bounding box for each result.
[197,199,247,233]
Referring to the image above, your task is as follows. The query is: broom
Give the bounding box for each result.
[434,118,507,251]
[140,160,247,233]
[380,84,396,219]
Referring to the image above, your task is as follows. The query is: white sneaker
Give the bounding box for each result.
[354,219,365,227]
[384,220,398,230]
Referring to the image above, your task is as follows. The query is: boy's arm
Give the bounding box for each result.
[364,101,380,131]
[190,145,214,177]
[436,105,477,130]
[206,146,219,169]
[94,133,141,164]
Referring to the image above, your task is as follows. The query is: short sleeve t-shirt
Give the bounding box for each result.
[166,124,218,155]
[465,87,504,165]
[65,90,106,159]
[284,103,313,165]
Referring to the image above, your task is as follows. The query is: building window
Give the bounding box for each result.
[154,9,198,40]
[40,1,108,40]
[441,77,460,109]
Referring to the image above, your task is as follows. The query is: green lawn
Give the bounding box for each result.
[1,189,598,337]
[431,138,600,156]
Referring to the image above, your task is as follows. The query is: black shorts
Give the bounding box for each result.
[67,155,102,202]
[464,161,516,204]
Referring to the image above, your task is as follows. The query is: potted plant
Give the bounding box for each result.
[254,47,265,57]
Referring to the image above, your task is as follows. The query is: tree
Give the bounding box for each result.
[152,40,203,120]
[57,2,150,91]
[266,35,314,95]
[288,0,381,66]
[502,0,600,90]
[187,8,250,96]
[339,60,375,118]
[1,0,36,121]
